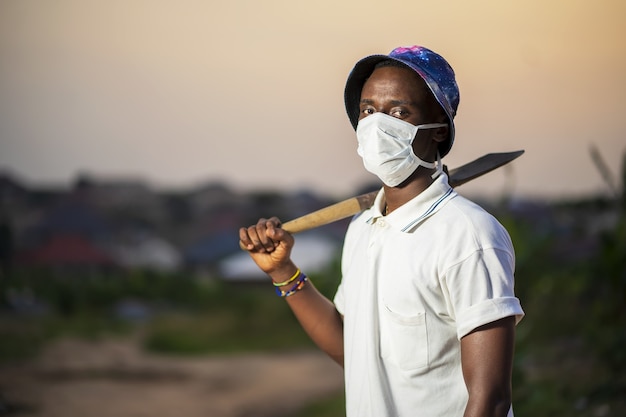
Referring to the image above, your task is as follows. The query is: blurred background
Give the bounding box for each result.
[0,1,624,416]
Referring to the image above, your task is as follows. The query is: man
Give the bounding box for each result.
[239,45,524,417]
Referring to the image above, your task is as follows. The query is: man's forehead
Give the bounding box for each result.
[362,68,430,96]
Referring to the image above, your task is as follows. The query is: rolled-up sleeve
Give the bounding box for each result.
[443,247,525,339]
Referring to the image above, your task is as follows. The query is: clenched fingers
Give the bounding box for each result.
[239,217,283,253]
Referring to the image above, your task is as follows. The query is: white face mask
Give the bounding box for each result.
[356,112,447,187]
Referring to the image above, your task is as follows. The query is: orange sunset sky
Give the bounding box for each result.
[1,0,624,200]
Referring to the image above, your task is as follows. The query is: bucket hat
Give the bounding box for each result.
[344,45,460,157]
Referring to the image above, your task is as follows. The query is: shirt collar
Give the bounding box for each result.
[363,173,456,233]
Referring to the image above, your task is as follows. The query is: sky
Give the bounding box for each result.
[1,0,625,201]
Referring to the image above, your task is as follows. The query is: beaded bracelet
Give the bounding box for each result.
[272,268,301,287]
[275,272,308,297]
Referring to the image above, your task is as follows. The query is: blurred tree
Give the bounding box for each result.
[584,150,626,408]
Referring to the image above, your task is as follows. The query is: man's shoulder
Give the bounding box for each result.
[443,193,497,220]
[439,194,510,239]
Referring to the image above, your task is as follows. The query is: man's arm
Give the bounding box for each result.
[239,217,344,366]
[280,269,344,366]
[461,316,516,417]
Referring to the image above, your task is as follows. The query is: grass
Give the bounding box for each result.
[296,392,346,417]
[0,313,132,363]
[143,308,315,355]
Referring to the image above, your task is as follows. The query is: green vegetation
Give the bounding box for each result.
[296,392,346,417]
[0,269,329,359]
[502,200,625,416]
[143,291,315,355]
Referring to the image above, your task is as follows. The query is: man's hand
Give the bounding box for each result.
[239,217,295,275]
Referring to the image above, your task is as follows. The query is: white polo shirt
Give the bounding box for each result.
[334,173,524,417]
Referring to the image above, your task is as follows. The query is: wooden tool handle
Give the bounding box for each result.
[281,191,377,234]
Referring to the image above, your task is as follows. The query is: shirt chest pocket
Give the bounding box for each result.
[380,304,429,371]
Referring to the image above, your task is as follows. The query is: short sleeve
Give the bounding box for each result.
[443,247,524,339]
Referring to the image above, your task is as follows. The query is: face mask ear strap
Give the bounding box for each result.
[431,152,444,179]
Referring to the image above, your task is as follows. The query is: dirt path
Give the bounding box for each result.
[0,337,344,417]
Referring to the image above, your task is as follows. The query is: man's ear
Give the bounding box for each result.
[432,125,448,143]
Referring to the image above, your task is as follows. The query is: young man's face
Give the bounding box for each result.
[358,65,447,160]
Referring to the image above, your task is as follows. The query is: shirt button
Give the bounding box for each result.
[378,219,386,227]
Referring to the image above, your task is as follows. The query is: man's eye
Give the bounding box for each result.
[390,109,406,118]
[361,108,374,115]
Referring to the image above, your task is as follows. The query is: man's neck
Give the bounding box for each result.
[383,168,437,214]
